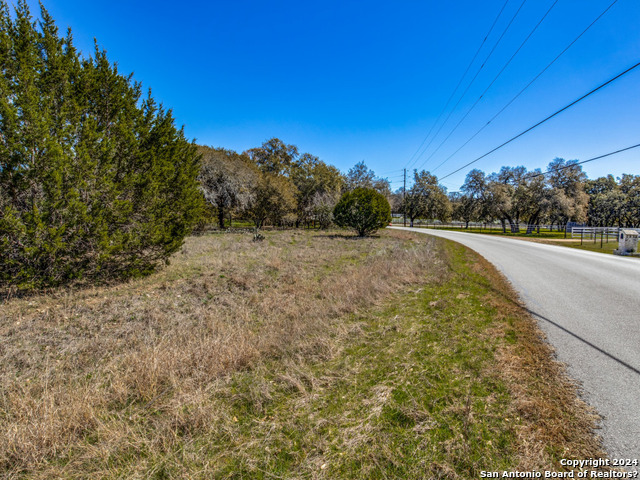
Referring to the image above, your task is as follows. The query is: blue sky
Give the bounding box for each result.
[20,0,640,191]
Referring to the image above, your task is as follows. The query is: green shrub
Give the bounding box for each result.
[333,187,391,236]
[0,3,203,290]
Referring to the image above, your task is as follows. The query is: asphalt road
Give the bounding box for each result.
[392,226,640,460]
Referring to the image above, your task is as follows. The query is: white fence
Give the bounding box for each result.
[571,227,640,241]
[570,227,620,240]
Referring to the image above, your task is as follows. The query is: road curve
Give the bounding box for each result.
[392,226,640,460]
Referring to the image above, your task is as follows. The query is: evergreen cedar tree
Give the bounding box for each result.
[0,2,204,290]
[333,187,392,237]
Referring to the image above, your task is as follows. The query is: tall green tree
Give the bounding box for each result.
[460,169,493,223]
[546,158,588,230]
[0,3,203,290]
[585,175,621,227]
[243,138,300,228]
[449,192,478,228]
[344,161,393,207]
[344,161,376,191]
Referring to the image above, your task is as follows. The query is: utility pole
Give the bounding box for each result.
[403,168,406,227]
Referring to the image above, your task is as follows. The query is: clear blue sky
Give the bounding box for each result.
[21,0,640,191]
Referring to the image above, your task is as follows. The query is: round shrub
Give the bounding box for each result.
[333,187,391,237]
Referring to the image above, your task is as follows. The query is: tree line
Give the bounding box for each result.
[447,160,640,231]
[197,140,393,231]
[199,147,640,234]
[386,159,639,231]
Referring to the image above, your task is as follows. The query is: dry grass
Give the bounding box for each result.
[188,240,608,479]
[0,229,442,478]
[0,230,609,478]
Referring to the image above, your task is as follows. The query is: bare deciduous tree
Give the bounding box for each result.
[198,147,258,229]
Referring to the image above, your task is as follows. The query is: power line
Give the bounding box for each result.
[408,0,528,170]
[438,60,640,181]
[376,168,405,175]
[404,0,511,171]
[429,0,618,176]
[524,143,640,180]
[419,0,559,173]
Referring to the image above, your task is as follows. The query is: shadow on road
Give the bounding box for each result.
[526,308,640,377]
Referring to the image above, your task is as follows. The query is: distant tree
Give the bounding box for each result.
[461,169,492,222]
[521,172,550,233]
[345,161,376,191]
[619,174,640,227]
[585,175,621,226]
[198,147,257,228]
[290,153,343,227]
[345,161,393,204]
[585,175,617,197]
[451,161,636,231]
[389,188,405,215]
[245,138,299,177]
[450,192,478,228]
[333,187,391,236]
[485,181,512,232]
[373,177,392,200]
[246,173,297,229]
[589,190,624,227]
[402,191,423,227]
[0,3,203,290]
[310,192,337,229]
[546,158,588,230]
[486,166,550,233]
[402,170,451,226]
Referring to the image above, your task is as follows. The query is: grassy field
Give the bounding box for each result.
[546,239,619,254]
[0,229,606,478]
